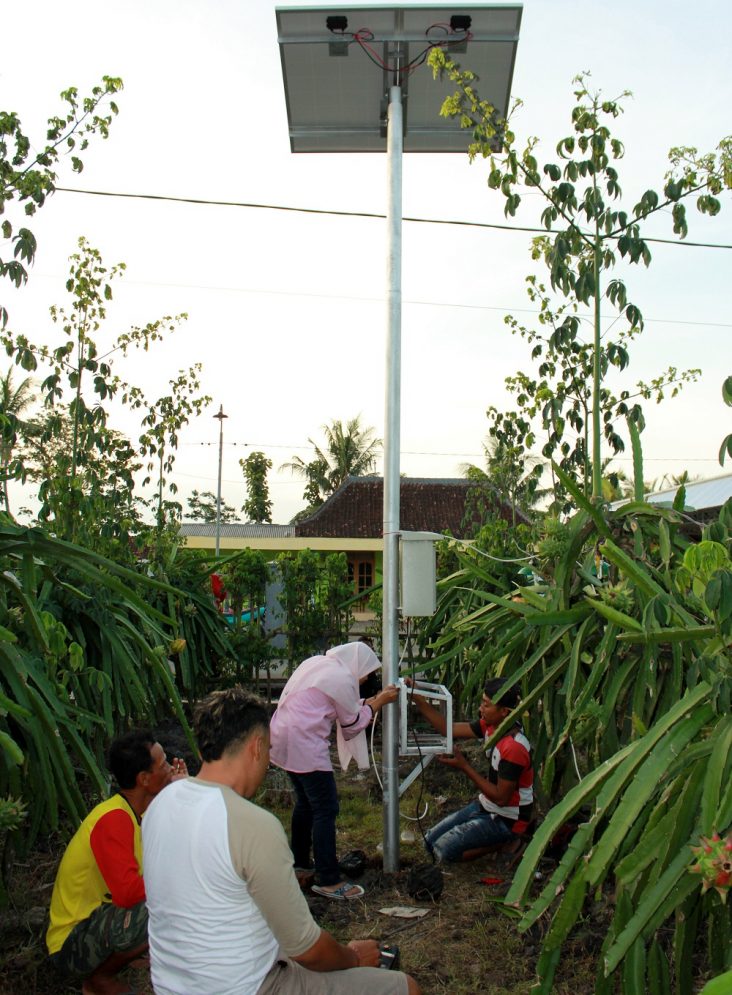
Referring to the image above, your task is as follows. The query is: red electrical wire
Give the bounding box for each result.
[328,24,473,76]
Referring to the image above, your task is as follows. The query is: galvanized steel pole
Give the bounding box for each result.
[213,405,227,557]
[382,83,403,873]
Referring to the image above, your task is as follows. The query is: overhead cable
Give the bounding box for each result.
[55,187,732,251]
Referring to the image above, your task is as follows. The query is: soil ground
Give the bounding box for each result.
[0,731,602,995]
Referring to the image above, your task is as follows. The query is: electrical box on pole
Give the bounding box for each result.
[399,531,436,617]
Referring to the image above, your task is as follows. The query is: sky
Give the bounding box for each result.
[2,0,731,524]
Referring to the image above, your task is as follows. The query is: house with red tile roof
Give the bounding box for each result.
[180,476,520,608]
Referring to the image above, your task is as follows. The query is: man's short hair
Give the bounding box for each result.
[109,729,155,788]
[484,678,521,711]
[194,687,269,763]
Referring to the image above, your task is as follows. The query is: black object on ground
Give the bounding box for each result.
[378,943,400,970]
[406,863,444,902]
[338,849,367,878]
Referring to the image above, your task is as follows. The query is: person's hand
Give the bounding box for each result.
[367,684,399,713]
[437,745,468,771]
[403,676,422,693]
[171,757,188,780]
[378,684,399,706]
[347,939,380,968]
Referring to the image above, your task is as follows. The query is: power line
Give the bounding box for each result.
[56,186,732,251]
[21,273,732,331]
[180,440,723,464]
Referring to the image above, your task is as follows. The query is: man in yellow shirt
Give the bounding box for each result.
[47,730,186,995]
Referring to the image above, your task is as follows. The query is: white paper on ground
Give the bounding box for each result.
[378,906,430,919]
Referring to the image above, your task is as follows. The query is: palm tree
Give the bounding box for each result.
[0,367,37,514]
[282,416,382,511]
[648,470,700,493]
[462,437,547,527]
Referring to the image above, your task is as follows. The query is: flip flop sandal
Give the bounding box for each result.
[311,882,365,900]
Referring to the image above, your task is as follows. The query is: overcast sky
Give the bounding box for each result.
[3,0,731,523]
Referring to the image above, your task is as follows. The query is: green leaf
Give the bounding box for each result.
[700,715,732,834]
[0,730,24,766]
[700,971,732,995]
[604,853,699,975]
[586,597,643,632]
[616,625,716,645]
[585,703,714,889]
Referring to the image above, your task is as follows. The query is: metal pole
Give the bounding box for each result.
[382,82,402,873]
[213,405,227,557]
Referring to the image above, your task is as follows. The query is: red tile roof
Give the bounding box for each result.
[294,477,519,539]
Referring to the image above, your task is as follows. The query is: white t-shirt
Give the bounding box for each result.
[142,778,320,995]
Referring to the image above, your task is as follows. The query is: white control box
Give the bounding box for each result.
[399,531,436,616]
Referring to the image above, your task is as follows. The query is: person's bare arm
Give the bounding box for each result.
[292,930,380,971]
[438,746,516,805]
[404,678,476,740]
[365,684,399,715]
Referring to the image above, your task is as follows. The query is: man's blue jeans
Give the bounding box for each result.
[424,799,512,863]
[287,770,341,886]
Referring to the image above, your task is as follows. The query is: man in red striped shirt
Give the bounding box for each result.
[46,730,186,995]
[407,678,533,863]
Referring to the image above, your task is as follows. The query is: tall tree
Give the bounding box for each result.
[240,451,272,523]
[185,489,238,523]
[721,375,732,465]
[1,77,123,328]
[484,278,700,511]
[429,57,731,500]
[2,238,188,543]
[0,367,36,513]
[137,366,211,541]
[281,416,382,512]
[462,435,546,529]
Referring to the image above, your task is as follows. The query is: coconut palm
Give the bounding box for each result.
[282,416,382,510]
[461,437,547,527]
[0,367,37,514]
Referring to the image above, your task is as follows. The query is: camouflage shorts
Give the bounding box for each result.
[50,900,148,978]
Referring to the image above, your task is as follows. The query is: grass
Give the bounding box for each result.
[1,746,603,995]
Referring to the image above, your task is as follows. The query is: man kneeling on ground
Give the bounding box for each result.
[46,730,187,995]
[407,677,533,863]
[143,687,422,995]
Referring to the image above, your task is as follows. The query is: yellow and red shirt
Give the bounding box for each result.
[46,794,144,954]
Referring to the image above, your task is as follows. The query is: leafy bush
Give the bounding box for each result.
[0,521,226,863]
[419,470,731,992]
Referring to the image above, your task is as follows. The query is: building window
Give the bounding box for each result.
[348,555,374,606]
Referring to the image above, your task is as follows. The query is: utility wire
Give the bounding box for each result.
[55,186,732,251]
[175,443,723,465]
[12,279,732,328]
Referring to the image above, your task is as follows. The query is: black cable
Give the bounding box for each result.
[403,624,436,861]
[53,187,732,251]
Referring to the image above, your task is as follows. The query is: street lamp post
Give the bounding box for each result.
[213,405,228,557]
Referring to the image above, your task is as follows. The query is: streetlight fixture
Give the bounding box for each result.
[213,405,228,557]
[276,4,522,871]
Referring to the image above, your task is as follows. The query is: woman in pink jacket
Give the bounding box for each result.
[270,642,397,899]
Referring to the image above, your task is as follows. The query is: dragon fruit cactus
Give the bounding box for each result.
[689,832,732,902]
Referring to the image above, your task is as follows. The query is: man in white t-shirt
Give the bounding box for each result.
[143,687,421,995]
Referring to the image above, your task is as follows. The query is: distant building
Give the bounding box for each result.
[611,471,732,531]
[180,475,518,607]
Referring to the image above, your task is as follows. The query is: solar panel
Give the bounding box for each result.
[276,5,522,152]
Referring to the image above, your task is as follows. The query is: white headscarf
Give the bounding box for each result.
[277,642,380,770]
